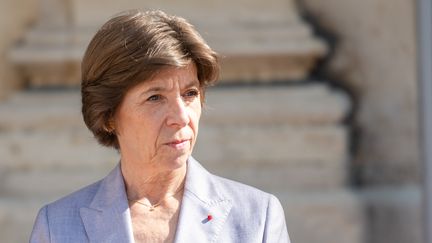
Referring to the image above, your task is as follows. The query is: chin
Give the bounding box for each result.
[164,153,190,170]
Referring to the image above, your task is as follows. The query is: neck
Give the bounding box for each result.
[121,158,187,204]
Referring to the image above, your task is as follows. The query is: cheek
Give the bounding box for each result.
[141,110,165,137]
[117,108,160,142]
[190,103,202,131]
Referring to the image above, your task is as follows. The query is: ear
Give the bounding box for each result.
[104,118,116,133]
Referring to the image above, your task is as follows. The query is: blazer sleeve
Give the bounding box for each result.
[30,206,50,243]
[263,194,291,243]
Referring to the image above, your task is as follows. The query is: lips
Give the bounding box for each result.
[165,139,190,149]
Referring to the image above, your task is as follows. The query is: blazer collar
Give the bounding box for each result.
[80,164,134,242]
[79,157,232,243]
[174,157,233,243]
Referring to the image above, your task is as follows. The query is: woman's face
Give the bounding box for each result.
[113,63,201,171]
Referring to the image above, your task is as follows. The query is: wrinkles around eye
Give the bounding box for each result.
[184,89,199,98]
[145,89,199,103]
[147,94,162,101]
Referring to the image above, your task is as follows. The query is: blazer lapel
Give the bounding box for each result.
[80,165,134,243]
[79,158,232,243]
[174,157,233,243]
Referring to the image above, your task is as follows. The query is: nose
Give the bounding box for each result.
[166,97,190,127]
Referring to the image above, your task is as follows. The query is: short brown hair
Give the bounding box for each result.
[81,10,219,149]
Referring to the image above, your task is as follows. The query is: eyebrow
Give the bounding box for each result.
[182,80,201,90]
[140,79,200,96]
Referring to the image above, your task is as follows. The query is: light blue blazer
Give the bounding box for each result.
[30,157,290,242]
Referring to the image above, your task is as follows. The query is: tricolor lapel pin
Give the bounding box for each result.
[201,214,213,224]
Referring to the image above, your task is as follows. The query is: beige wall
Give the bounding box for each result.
[0,0,37,99]
[298,0,419,185]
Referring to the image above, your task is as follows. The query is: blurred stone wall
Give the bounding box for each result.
[1,0,420,189]
[0,0,37,98]
[0,0,423,243]
[298,0,419,185]
[297,0,422,242]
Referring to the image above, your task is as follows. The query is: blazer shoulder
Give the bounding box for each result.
[45,179,102,214]
[210,173,274,205]
[30,179,103,242]
[207,173,289,241]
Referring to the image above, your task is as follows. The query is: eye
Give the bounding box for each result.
[183,89,199,99]
[147,94,162,101]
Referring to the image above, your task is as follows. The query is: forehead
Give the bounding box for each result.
[147,63,199,88]
[125,63,200,99]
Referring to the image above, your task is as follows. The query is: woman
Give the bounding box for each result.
[30,10,290,243]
